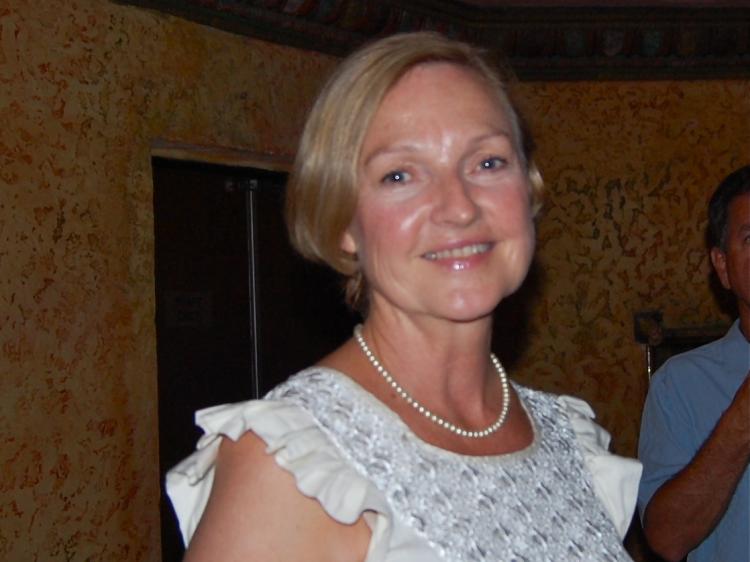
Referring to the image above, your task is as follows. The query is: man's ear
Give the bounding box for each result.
[341,229,357,254]
[710,246,731,290]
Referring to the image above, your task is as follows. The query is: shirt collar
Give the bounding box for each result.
[722,319,750,374]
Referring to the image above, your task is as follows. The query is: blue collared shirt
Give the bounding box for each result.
[638,320,750,561]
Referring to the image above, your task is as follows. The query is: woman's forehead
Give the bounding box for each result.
[385,62,495,104]
[361,63,514,151]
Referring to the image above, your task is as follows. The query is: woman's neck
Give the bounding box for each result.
[360,308,496,412]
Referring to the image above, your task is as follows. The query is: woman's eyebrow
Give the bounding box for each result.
[363,131,514,167]
[362,144,419,167]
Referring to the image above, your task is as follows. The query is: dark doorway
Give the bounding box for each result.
[152,157,358,561]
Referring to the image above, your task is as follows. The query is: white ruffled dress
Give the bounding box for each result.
[168,367,641,561]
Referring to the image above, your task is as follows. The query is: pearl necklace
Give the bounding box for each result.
[353,324,511,438]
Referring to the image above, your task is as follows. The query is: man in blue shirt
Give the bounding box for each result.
[638,165,750,562]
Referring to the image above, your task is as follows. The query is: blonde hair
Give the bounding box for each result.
[286,31,543,310]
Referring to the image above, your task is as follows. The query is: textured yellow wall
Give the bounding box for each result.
[1,0,749,559]
[0,0,334,559]
[514,81,749,458]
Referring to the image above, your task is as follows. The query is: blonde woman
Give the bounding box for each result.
[168,32,641,561]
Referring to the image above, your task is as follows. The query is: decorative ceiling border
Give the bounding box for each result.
[114,0,750,80]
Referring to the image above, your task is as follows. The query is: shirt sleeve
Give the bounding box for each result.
[558,395,643,539]
[165,399,434,561]
[636,365,698,520]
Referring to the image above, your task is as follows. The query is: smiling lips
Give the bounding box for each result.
[422,242,492,261]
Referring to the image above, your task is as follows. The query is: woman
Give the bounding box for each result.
[168,32,641,561]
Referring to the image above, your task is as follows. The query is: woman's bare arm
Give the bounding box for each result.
[184,431,371,562]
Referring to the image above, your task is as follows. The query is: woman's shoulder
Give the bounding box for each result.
[265,365,349,398]
[182,427,371,562]
[166,373,407,556]
[265,365,384,423]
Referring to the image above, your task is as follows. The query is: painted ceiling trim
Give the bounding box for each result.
[114,0,750,80]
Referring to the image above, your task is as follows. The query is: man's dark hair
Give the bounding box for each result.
[708,165,750,250]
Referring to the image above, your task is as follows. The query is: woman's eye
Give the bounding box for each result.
[478,157,506,171]
[381,170,411,184]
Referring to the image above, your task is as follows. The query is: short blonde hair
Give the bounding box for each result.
[286,32,543,309]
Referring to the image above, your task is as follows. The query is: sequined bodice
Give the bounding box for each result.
[267,368,631,561]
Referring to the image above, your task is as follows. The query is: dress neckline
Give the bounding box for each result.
[298,365,540,461]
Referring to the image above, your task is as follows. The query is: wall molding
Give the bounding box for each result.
[151,139,293,171]
[116,0,750,80]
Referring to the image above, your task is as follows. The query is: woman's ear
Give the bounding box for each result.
[341,229,357,254]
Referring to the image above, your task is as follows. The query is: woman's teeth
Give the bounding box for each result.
[423,243,491,261]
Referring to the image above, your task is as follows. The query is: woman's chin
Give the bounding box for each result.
[428,296,502,324]
[369,283,516,324]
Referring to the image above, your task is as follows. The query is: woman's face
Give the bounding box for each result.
[342,62,535,323]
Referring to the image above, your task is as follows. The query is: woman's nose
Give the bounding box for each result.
[430,173,480,226]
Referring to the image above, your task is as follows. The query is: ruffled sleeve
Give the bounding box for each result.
[558,395,643,539]
[165,399,432,561]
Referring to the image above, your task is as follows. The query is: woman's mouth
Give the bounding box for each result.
[422,243,492,261]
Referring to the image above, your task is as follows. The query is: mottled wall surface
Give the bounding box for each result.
[514,81,749,458]
[0,1,334,560]
[1,0,749,560]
